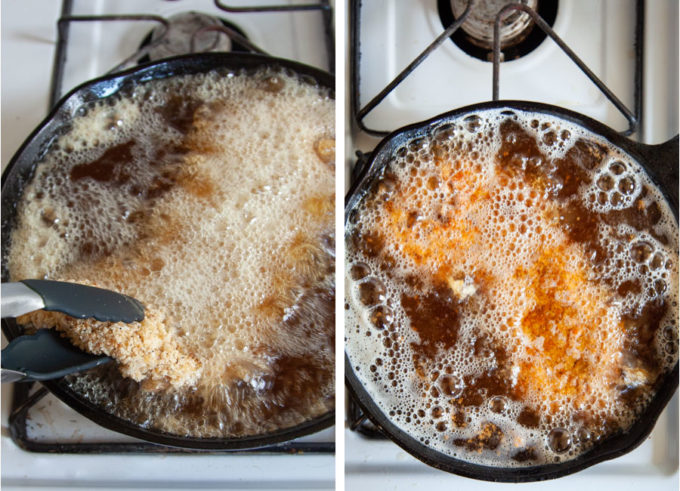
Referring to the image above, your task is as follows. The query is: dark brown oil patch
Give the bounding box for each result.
[622,298,668,379]
[155,96,203,135]
[70,141,135,185]
[517,406,541,428]
[402,286,461,360]
[512,447,538,462]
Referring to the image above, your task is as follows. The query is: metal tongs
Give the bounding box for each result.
[1,280,144,383]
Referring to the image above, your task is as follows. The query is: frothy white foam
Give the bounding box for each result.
[8,68,335,437]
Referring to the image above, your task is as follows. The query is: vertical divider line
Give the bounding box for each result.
[334,1,346,490]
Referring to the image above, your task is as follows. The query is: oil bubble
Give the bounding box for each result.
[609,160,626,175]
[464,115,482,133]
[548,428,571,453]
[618,176,636,195]
[596,175,614,191]
[350,262,371,281]
[489,396,507,414]
[368,305,394,330]
[356,277,387,307]
[630,241,654,263]
[438,374,463,397]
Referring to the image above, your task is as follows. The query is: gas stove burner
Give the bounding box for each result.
[139,11,250,63]
[438,0,558,62]
[454,0,538,50]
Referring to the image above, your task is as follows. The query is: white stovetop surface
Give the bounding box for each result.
[1,1,334,490]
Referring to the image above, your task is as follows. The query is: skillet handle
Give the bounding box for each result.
[629,135,678,209]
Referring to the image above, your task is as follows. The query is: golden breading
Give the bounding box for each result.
[18,303,201,390]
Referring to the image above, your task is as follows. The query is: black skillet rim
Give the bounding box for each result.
[344,100,679,481]
[1,52,335,450]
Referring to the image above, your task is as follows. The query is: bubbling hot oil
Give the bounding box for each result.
[8,68,335,437]
[345,109,678,466]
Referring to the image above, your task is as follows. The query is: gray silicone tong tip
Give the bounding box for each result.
[2,329,113,382]
[21,279,144,323]
[2,279,144,382]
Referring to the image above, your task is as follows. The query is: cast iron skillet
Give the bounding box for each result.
[345,100,678,481]
[1,52,334,450]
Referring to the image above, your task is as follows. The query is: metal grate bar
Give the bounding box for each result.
[48,0,74,109]
[352,0,643,137]
[49,0,335,108]
[50,14,170,108]
[633,0,644,140]
[8,382,334,454]
[492,2,637,136]
[214,0,330,13]
[354,0,475,137]
[347,394,387,439]
[214,0,335,72]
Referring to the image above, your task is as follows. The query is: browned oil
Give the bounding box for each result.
[8,68,335,439]
[345,109,678,466]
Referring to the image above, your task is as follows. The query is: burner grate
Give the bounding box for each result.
[49,0,334,108]
[351,0,644,137]
[347,393,387,440]
[490,2,638,135]
[9,383,333,453]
